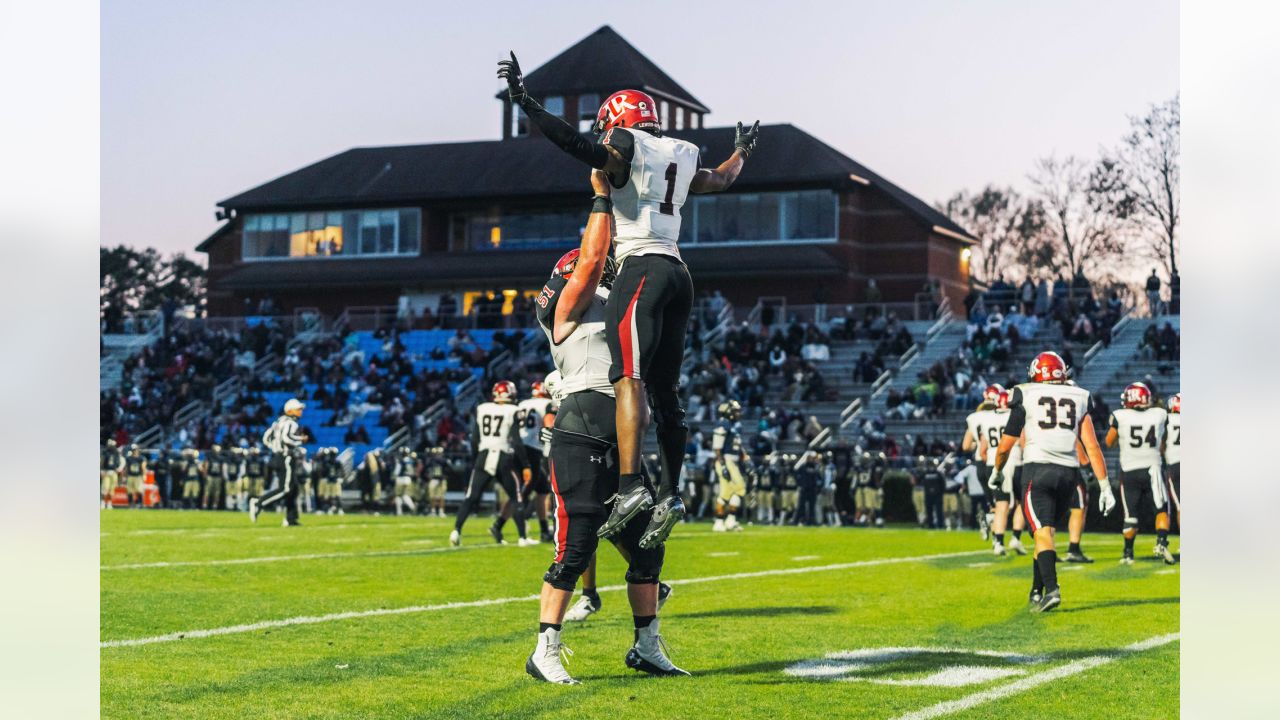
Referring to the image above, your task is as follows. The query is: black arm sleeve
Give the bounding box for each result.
[1003,388,1026,437]
[520,100,612,169]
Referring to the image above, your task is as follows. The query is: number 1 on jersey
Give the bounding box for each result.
[659,162,677,215]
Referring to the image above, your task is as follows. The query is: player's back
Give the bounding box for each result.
[1111,406,1169,471]
[474,401,519,455]
[1164,411,1181,465]
[517,397,554,448]
[1014,382,1093,467]
[974,409,1009,466]
[608,127,700,261]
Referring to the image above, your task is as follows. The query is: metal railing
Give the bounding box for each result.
[173,400,205,426]
[382,426,410,454]
[486,349,512,379]
[133,424,163,448]
[839,397,865,430]
[454,375,481,415]
[807,426,832,450]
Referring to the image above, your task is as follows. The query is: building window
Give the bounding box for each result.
[450,207,584,251]
[680,190,836,245]
[674,107,684,131]
[511,105,529,137]
[544,95,564,118]
[578,93,598,133]
[243,208,421,260]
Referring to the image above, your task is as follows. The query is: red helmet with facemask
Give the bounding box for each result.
[593,89,661,135]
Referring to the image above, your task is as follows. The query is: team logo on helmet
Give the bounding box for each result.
[1121,382,1152,409]
[983,384,1006,405]
[492,380,516,403]
[1028,351,1069,383]
[593,89,660,135]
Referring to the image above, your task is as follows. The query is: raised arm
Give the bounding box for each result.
[690,121,759,194]
[552,172,613,343]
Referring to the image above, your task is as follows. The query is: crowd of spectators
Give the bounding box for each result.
[975,274,1124,351]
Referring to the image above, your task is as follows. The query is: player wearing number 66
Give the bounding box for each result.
[498,51,759,551]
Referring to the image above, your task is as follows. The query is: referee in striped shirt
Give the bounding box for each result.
[250,398,308,526]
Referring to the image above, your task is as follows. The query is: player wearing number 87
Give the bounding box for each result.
[451,381,535,548]
[1105,382,1175,565]
[992,351,1116,613]
[498,50,759,550]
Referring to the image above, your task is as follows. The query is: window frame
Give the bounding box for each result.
[241,207,423,262]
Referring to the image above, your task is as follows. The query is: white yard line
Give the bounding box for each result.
[101,542,511,570]
[101,549,987,648]
[890,633,1181,720]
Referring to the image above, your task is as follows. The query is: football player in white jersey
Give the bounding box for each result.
[499,52,760,549]
[525,187,683,684]
[1105,382,1175,565]
[961,384,1003,539]
[1164,392,1181,540]
[517,380,558,543]
[451,381,534,547]
[979,390,1027,556]
[993,352,1116,612]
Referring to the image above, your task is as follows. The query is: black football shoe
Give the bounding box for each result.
[1032,588,1061,613]
[625,619,690,677]
[1029,587,1043,605]
[597,485,654,539]
[638,496,685,549]
[1066,550,1094,564]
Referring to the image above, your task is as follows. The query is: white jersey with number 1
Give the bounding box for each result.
[604,127,701,262]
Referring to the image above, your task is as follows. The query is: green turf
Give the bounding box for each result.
[101,510,1179,719]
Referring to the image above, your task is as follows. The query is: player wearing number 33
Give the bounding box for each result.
[992,351,1116,613]
[1105,382,1175,565]
[498,51,759,550]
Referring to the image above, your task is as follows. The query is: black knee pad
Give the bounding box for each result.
[544,561,585,592]
[623,542,665,585]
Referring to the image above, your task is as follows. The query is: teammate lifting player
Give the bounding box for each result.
[498,51,759,549]
[525,178,684,684]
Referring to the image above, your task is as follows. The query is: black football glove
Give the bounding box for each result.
[735,120,761,158]
[538,426,554,446]
[497,51,531,107]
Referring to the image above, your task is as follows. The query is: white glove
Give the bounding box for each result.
[1098,481,1116,516]
[988,470,1003,491]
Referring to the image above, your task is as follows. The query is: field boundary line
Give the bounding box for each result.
[890,632,1181,720]
[101,542,511,570]
[101,549,987,648]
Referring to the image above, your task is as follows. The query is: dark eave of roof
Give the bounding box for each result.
[492,26,708,113]
[214,123,972,241]
[213,244,845,292]
[196,221,233,252]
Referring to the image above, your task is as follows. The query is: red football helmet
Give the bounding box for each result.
[553,248,580,278]
[1168,392,1181,413]
[1028,351,1069,383]
[995,389,1010,410]
[531,381,548,399]
[492,380,516,403]
[593,89,661,135]
[1121,382,1152,409]
[983,383,1006,405]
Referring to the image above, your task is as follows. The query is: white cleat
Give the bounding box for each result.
[712,519,726,533]
[248,498,260,524]
[1119,555,1135,565]
[993,543,1007,557]
[1009,537,1028,556]
[563,595,601,623]
[526,628,579,685]
[1157,543,1177,565]
[625,618,690,676]
[449,530,461,547]
[518,537,541,547]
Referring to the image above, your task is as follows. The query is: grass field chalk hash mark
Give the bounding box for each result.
[101,549,989,648]
[889,633,1180,720]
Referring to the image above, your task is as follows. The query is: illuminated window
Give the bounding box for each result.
[243,208,420,260]
[681,191,837,245]
[544,95,564,118]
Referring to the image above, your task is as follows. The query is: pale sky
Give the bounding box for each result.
[101,0,1178,257]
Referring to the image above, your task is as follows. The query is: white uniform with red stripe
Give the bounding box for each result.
[604,127,701,262]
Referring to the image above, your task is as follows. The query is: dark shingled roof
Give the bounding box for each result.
[497,26,708,113]
[214,244,846,291]
[216,123,972,241]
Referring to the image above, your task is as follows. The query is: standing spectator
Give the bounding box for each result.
[1146,269,1163,316]
[1019,277,1035,315]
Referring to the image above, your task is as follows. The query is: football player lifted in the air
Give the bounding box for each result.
[1106,382,1175,565]
[498,52,759,550]
[526,172,685,685]
[451,381,535,547]
[992,352,1116,612]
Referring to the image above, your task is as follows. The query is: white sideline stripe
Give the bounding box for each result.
[101,549,987,648]
[890,633,1181,720]
[101,543,508,570]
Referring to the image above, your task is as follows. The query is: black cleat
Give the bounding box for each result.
[597,484,655,539]
[1032,588,1061,613]
[638,496,685,549]
[489,524,507,545]
[1029,588,1043,605]
[625,647,690,677]
[1066,551,1094,564]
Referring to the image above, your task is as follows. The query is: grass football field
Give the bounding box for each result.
[101,510,1179,719]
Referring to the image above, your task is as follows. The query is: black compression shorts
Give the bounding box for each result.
[606,254,694,387]
[1119,466,1166,521]
[1021,463,1077,533]
[1165,463,1180,512]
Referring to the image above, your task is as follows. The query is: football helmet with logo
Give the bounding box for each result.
[983,383,1006,405]
[1121,382,1152,409]
[492,380,517,403]
[593,89,661,135]
[1167,392,1181,413]
[551,248,618,289]
[1028,351,1069,383]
